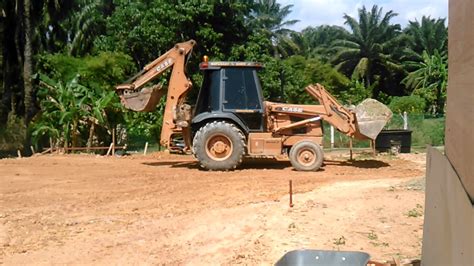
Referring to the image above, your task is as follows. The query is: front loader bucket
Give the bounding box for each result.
[119,84,165,112]
[354,99,393,140]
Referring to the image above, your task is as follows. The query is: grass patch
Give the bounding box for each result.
[407,204,424,218]
[332,236,346,246]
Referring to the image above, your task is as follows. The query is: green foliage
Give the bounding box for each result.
[249,0,299,58]
[403,50,447,114]
[385,114,445,147]
[407,206,423,217]
[94,0,252,67]
[295,25,348,61]
[282,55,350,103]
[125,98,165,144]
[331,5,406,98]
[0,113,26,152]
[37,51,135,89]
[32,51,135,148]
[336,79,372,105]
[404,16,447,62]
[32,73,126,148]
[389,95,426,114]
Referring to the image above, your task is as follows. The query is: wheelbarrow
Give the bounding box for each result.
[275,249,370,266]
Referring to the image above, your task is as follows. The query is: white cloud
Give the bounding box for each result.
[277,0,448,31]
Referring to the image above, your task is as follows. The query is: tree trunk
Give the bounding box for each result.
[1,0,21,123]
[436,85,445,115]
[23,0,34,124]
[87,123,95,152]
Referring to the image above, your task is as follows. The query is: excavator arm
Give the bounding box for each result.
[116,40,196,150]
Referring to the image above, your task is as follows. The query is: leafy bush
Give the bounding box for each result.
[0,113,26,152]
[336,79,372,105]
[37,52,135,90]
[389,95,426,114]
[33,52,135,149]
[281,55,350,104]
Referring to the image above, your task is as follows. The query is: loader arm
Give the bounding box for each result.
[305,84,361,138]
[116,40,196,149]
[267,83,391,140]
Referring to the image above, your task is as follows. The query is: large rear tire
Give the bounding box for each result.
[193,121,246,170]
[289,141,324,171]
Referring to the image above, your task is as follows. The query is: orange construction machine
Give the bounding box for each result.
[116,40,392,171]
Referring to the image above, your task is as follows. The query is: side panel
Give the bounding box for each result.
[283,136,323,147]
[247,133,282,156]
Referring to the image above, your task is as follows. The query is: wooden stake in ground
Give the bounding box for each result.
[372,139,376,157]
[289,180,294,208]
[30,145,35,154]
[349,138,353,160]
[143,142,149,155]
[41,148,52,155]
[112,128,116,156]
[106,143,113,156]
[17,150,22,158]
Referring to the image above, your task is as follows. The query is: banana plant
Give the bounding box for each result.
[32,74,88,148]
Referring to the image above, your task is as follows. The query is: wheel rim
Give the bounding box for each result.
[205,133,233,161]
[297,148,316,167]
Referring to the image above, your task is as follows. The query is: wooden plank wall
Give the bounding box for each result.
[446,0,474,202]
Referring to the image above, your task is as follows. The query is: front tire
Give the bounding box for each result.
[289,141,324,171]
[193,121,245,170]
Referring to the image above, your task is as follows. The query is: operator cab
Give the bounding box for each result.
[194,60,265,132]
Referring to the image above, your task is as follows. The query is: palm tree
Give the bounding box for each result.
[403,16,447,72]
[24,0,34,123]
[295,25,348,61]
[405,16,447,56]
[68,0,113,56]
[249,0,299,58]
[331,5,404,95]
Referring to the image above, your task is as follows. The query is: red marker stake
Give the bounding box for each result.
[289,180,294,208]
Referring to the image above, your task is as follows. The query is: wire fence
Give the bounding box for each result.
[125,113,445,153]
[323,113,445,149]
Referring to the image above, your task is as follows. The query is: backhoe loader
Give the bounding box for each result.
[116,40,392,171]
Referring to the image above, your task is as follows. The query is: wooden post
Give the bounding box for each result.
[30,145,35,154]
[372,139,376,157]
[49,138,53,153]
[143,142,149,155]
[111,128,115,156]
[289,180,294,208]
[17,150,22,158]
[106,143,113,156]
[349,138,353,161]
[330,125,335,149]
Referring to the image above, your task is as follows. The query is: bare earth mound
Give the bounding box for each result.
[0,152,425,264]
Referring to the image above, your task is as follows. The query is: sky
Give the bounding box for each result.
[276,0,448,31]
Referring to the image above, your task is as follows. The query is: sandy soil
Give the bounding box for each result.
[0,151,426,264]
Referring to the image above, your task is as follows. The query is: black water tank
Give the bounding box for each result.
[375,129,412,153]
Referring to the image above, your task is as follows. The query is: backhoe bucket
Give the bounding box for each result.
[354,99,393,140]
[119,84,165,112]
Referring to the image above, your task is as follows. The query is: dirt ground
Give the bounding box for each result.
[0,151,426,264]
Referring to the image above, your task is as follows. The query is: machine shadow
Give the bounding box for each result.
[142,158,292,170]
[323,159,390,169]
[238,158,291,170]
[142,160,200,169]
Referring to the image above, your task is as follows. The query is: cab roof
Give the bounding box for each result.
[200,61,263,70]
